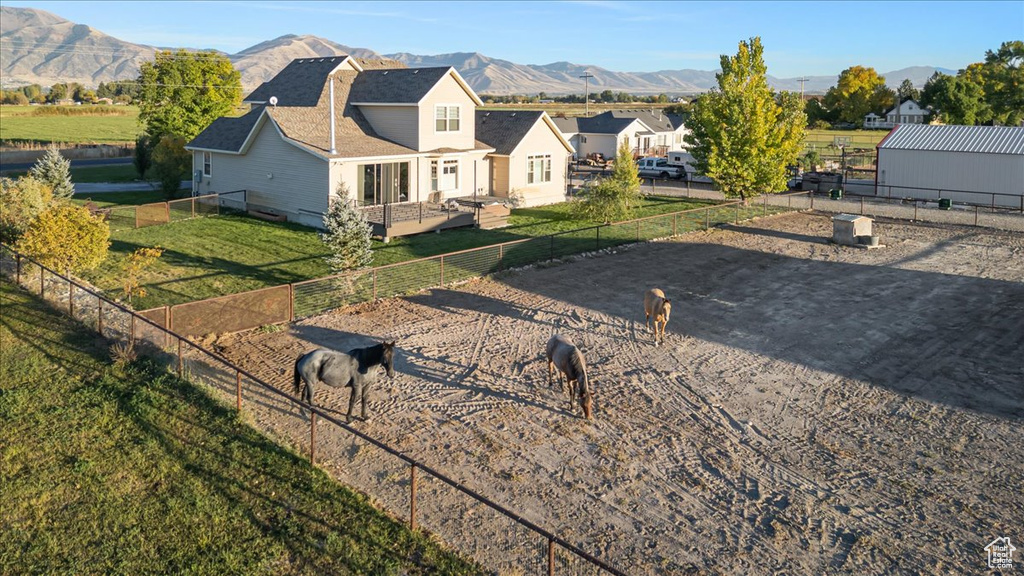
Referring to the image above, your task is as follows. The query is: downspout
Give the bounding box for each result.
[329,75,337,155]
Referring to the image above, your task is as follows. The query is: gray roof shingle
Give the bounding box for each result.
[349,67,453,104]
[879,124,1024,155]
[245,56,351,106]
[186,106,264,152]
[475,110,544,155]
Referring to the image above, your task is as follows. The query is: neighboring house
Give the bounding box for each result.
[875,124,1024,207]
[186,55,574,228]
[551,109,688,161]
[864,99,929,129]
[476,110,574,206]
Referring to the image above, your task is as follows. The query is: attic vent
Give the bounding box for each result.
[413,69,419,74]
[382,71,388,75]
[510,112,516,117]
[318,58,324,62]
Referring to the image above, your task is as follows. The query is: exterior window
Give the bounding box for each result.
[357,162,409,206]
[431,159,458,191]
[202,151,211,176]
[657,135,667,146]
[527,155,551,184]
[435,105,460,132]
[581,135,587,143]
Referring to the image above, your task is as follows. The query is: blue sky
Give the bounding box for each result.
[6,1,1023,76]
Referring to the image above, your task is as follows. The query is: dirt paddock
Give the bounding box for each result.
[217,212,1023,575]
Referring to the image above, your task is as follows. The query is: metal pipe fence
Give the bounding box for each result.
[0,243,631,576]
[97,190,246,232]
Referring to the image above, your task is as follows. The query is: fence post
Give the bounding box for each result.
[236,369,242,411]
[135,207,139,229]
[410,464,418,530]
[550,234,555,261]
[165,201,170,224]
[860,195,864,215]
[69,281,74,317]
[98,299,103,336]
[734,202,740,224]
[372,269,378,300]
[40,267,45,297]
[309,412,317,466]
[810,193,815,210]
[705,207,710,230]
[975,205,979,227]
[788,195,792,209]
[596,226,601,251]
[636,219,640,241]
[288,284,294,322]
[914,202,918,221]
[130,314,135,346]
[673,213,678,236]
[498,243,504,270]
[548,538,555,576]
[191,197,195,218]
[164,306,170,349]
[440,255,445,288]
[177,338,183,377]
[15,254,20,285]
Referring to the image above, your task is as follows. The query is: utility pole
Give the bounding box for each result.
[797,77,810,101]
[579,72,594,117]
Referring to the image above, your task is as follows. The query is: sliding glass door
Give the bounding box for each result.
[358,162,409,206]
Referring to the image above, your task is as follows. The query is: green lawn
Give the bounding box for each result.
[0,279,482,575]
[72,189,168,208]
[804,129,887,152]
[82,195,716,309]
[4,164,144,184]
[0,105,142,144]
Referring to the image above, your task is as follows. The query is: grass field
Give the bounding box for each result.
[0,105,143,144]
[0,279,482,575]
[804,129,887,152]
[82,195,715,309]
[3,164,145,183]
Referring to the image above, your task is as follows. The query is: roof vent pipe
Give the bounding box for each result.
[329,75,337,154]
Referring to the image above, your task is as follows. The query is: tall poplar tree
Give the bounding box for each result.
[685,37,805,202]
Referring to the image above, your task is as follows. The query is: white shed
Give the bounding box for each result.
[875,124,1024,208]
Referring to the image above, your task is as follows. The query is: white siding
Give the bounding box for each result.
[576,134,619,160]
[877,149,1024,207]
[358,105,419,149]
[418,74,477,151]
[192,119,328,227]
[505,119,571,207]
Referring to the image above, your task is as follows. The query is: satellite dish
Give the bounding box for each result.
[269,96,278,107]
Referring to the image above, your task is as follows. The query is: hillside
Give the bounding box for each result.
[0,6,956,95]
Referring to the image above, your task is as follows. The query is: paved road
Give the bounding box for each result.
[0,156,133,172]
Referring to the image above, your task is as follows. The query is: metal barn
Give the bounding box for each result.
[875,124,1024,209]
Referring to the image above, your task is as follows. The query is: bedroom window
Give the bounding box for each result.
[435,105,460,132]
[202,151,211,176]
[527,154,551,184]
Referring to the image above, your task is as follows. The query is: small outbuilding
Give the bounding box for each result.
[875,124,1024,208]
[832,214,873,246]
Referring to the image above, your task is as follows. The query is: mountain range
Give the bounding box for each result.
[0,6,957,96]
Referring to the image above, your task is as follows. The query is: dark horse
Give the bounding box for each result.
[293,341,396,422]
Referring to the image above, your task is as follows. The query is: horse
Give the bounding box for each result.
[545,334,593,420]
[643,288,672,345]
[293,341,396,423]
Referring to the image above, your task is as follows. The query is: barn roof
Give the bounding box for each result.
[878,124,1024,155]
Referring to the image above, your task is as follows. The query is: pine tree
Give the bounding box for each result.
[28,145,74,200]
[321,183,373,273]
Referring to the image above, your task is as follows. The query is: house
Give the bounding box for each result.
[551,109,688,161]
[864,99,930,129]
[875,124,1024,207]
[186,55,574,229]
[476,110,574,206]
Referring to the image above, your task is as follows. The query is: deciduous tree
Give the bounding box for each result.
[321,183,373,273]
[133,135,152,179]
[120,246,164,304]
[824,66,888,124]
[920,72,987,125]
[0,176,52,243]
[980,40,1024,126]
[28,145,74,200]
[897,78,920,103]
[16,204,110,274]
[685,37,805,202]
[137,49,242,142]
[150,134,191,197]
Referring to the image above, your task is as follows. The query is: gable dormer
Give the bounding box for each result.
[349,67,482,152]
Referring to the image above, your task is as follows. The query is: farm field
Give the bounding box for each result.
[82,195,714,309]
[214,212,1024,574]
[0,279,482,575]
[0,105,142,144]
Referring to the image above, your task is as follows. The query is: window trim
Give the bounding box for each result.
[526,154,552,185]
[431,158,459,191]
[202,151,212,177]
[434,104,462,133]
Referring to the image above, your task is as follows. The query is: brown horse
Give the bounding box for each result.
[545,334,593,420]
[644,288,672,345]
